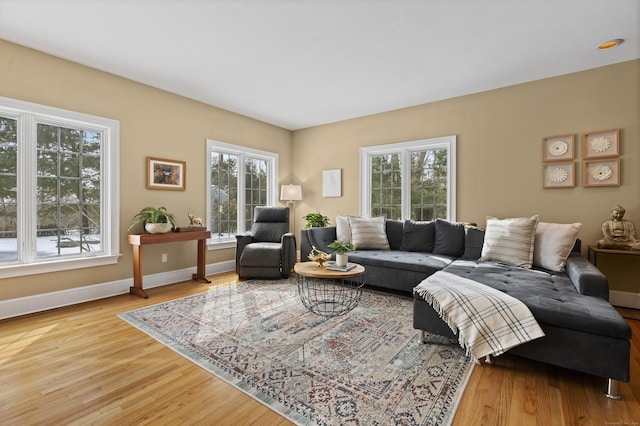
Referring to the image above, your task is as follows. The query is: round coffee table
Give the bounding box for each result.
[294,262,366,317]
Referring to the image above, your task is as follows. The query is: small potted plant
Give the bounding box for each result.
[303,212,330,228]
[128,206,177,234]
[328,240,355,267]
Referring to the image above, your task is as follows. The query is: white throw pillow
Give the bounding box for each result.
[480,215,539,268]
[533,222,581,272]
[335,215,353,243]
[348,216,390,250]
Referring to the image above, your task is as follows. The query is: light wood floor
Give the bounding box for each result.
[2,272,639,425]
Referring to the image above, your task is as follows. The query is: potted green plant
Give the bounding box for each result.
[128,206,177,234]
[303,212,330,228]
[328,240,355,266]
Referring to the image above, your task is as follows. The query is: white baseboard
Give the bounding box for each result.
[609,290,640,309]
[0,260,235,320]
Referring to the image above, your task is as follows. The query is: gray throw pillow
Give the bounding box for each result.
[400,220,435,252]
[433,219,465,257]
[461,226,485,260]
[385,219,404,250]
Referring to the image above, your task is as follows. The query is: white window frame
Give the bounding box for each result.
[206,139,278,249]
[360,135,457,221]
[0,96,120,279]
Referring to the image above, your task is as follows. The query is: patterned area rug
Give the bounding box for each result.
[119,279,474,425]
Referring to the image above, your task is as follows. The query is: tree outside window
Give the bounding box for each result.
[0,96,119,278]
[207,140,278,246]
[361,136,456,221]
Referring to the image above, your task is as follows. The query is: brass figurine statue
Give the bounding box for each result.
[308,246,331,266]
[597,205,640,250]
[188,212,204,227]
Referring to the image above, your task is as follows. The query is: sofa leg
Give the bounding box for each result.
[605,378,622,400]
[419,330,427,344]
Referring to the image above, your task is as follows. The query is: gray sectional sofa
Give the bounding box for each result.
[300,218,631,397]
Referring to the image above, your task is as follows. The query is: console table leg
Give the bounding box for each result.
[129,286,149,299]
[130,245,149,298]
[192,238,211,283]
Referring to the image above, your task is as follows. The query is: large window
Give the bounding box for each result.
[0,96,119,278]
[360,136,456,221]
[206,140,278,247]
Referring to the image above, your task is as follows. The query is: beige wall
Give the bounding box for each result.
[1,38,638,302]
[0,40,292,300]
[292,60,640,259]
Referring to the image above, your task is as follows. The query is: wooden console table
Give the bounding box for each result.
[128,230,211,298]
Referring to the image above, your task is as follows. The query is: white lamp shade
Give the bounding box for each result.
[280,184,302,201]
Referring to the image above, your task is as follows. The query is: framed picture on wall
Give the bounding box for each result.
[147,157,186,190]
[542,134,575,162]
[583,158,621,187]
[543,161,575,188]
[582,129,620,158]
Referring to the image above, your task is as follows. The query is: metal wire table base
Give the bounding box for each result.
[297,275,364,317]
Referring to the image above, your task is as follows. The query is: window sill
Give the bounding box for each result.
[207,240,236,250]
[0,254,121,279]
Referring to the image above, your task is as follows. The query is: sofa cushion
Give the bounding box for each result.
[433,219,465,257]
[440,260,631,340]
[239,242,282,266]
[336,215,353,243]
[461,226,485,260]
[400,220,435,252]
[252,222,289,243]
[480,215,539,268]
[533,222,581,272]
[349,250,454,275]
[349,216,390,250]
[385,219,404,250]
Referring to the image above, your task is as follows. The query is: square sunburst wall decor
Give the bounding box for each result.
[543,161,575,188]
[583,129,620,158]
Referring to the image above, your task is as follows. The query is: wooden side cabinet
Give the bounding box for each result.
[128,230,211,298]
[588,246,640,308]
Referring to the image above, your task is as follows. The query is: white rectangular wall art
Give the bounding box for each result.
[323,169,342,197]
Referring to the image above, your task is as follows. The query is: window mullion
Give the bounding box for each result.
[237,154,246,232]
[19,114,37,263]
[359,151,371,216]
[401,150,411,220]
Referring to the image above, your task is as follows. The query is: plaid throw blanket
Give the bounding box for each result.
[414,271,545,363]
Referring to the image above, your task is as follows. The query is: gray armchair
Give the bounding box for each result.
[235,206,296,279]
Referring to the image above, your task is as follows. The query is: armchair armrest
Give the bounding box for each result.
[565,252,609,299]
[281,232,296,277]
[235,232,254,272]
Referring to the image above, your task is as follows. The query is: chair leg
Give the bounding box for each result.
[605,378,622,400]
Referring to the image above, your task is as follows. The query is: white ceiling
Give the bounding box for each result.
[0,0,638,130]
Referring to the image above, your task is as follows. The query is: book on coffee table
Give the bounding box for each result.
[325,262,357,272]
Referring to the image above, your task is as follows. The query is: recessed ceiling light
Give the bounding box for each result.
[598,39,624,50]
